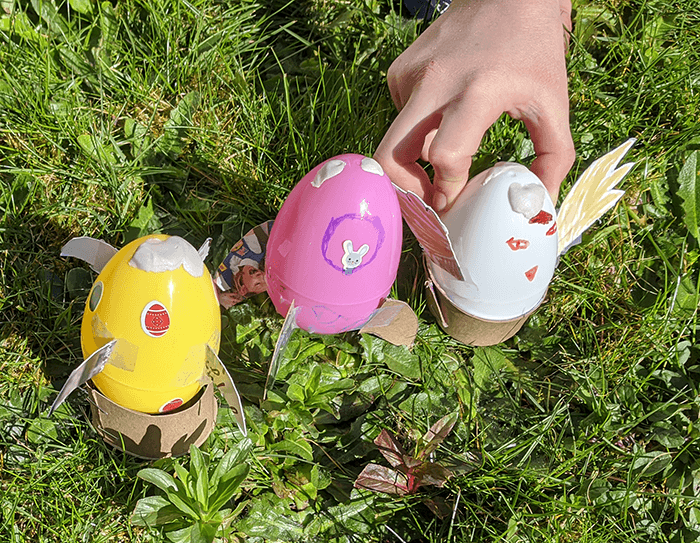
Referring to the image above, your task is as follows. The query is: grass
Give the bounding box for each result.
[1,0,700,541]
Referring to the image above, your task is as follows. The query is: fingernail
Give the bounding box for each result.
[433,192,447,212]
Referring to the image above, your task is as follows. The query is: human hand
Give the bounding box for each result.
[374,0,575,211]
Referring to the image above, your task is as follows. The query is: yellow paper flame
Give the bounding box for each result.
[558,138,636,255]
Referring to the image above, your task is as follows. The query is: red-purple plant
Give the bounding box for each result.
[354,412,459,496]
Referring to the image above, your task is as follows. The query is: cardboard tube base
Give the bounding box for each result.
[88,382,217,459]
[425,265,538,347]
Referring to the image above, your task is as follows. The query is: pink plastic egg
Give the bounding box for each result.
[266,154,403,333]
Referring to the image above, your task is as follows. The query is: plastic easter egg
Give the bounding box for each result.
[266,154,403,333]
[429,163,559,321]
[82,235,220,413]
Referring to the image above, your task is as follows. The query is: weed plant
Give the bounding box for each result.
[1,0,699,541]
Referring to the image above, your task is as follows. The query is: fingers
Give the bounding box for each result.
[427,91,502,212]
[376,85,505,212]
[374,93,442,200]
[521,100,575,204]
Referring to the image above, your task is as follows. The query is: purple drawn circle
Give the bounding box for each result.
[321,214,385,273]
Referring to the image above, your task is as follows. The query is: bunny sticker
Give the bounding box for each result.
[342,240,370,274]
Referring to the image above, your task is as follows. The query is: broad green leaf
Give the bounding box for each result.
[679,151,700,240]
[99,2,117,45]
[382,343,421,380]
[209,438,253,492]
[651,422,685,449]
[236,320,262,343]
[31,0,70,36]
[310,464,331,491]
[208,464,249,515]
[304,493,375,536]
[688,507,700,530]
[632,451,672,477]
[124,198,162,243]
[164,489,200,520]
[26,417,58,444]
[137,468,178,493]
[77,133,116,164]
[236,495,306,540]
[68,0,93,14]
[287,383,305,403]
[316,378,355,395]
[124,117,152,160]
[360,333,420,378]
[472,346,510,390]
[130,496,182,527]
[674,275,700,314]
[165,525,194,543]
[173,461,195,499]
[157,91,200,160]
[191,521,217,543]
[269,435,314,462]
[305,364,322,395]
[189,446,209,510]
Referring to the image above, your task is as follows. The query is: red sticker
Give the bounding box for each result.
[159,398,183,413]
[525,266,538,281]
[529,210,553,225]
[141,301,170,338]
[506,237,530,251]
[546,222,558,236]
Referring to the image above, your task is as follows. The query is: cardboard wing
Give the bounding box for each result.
[61,237,117,272]
[393,184,464,281]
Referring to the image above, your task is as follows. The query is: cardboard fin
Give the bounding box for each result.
[359,299,418,347]
[61,237,117,273]
[557,138,636,255]
[392,184,465,281]
[49,339,118,414]
[424,278,449,329]
[204,345,247,436]
[197,238,212,261]
[264,300,299,399]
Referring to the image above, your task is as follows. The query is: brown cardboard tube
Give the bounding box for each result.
[424,259,540,347]
[88,382,217,459]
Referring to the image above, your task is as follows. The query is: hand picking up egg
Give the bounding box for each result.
[395,139,637,345]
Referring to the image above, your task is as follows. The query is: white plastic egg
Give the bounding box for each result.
[429,163,559,320]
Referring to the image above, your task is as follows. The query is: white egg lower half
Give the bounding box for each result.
[431,163,559,321]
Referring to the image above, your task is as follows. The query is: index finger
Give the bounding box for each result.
[373,93,442,202]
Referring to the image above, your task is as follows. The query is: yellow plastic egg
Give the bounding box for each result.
[82,235,220,413]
